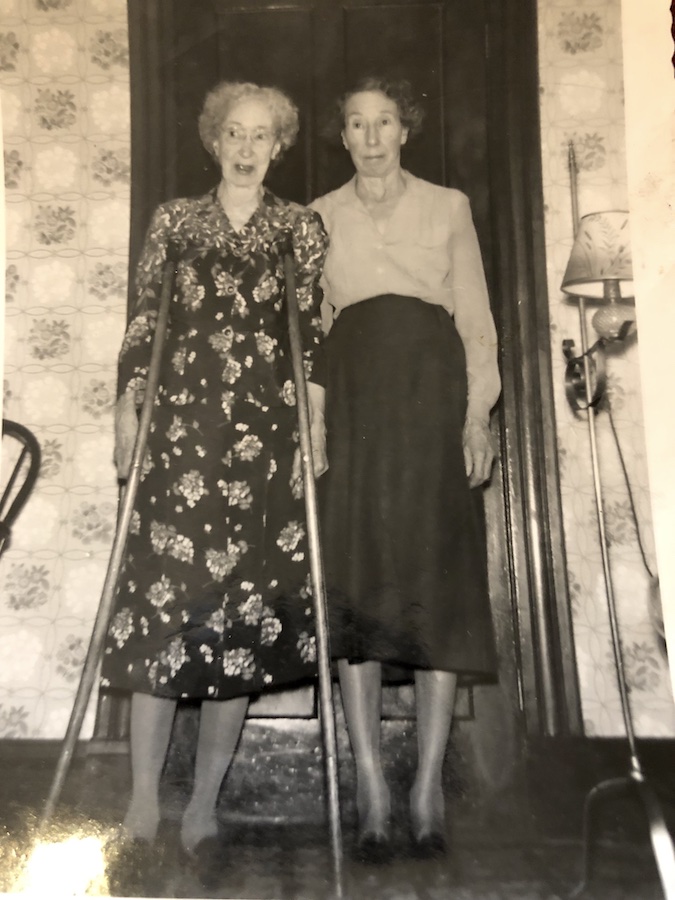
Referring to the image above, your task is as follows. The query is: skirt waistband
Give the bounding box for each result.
[337,294,438,314]
[331,294,456,343]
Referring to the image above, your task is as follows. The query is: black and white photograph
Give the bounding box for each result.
[0,1,673,898]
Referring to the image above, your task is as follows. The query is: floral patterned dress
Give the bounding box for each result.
[100,189,328,701]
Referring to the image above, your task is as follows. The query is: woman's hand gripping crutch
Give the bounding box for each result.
[41,258,177,829]
[282,238,345,900]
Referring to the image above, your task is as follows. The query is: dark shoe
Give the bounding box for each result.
[105,835,157,897]
[355,830,393,865]
[410,830,448,860]
[183,834,228,889]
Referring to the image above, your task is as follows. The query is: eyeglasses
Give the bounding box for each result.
[221,126,275,146]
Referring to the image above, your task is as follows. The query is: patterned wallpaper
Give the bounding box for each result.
[0,0,129,739]
[537,0,675,735]
[0,0,672,740]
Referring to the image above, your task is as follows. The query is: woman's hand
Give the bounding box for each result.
[309,419,328,477]
[462,417,497,488]
[114,390,139,480]
[307,380,328,478]
[292,420,328,488]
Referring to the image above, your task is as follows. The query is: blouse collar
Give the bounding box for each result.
[343,169,418,208]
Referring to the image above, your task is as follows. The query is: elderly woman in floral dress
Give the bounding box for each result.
[101,80,327,887]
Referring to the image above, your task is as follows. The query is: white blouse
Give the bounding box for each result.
[311,171,501,423]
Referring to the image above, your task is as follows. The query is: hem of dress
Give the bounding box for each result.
[100,673,317,702]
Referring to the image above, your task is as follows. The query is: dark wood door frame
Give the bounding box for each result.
[121,0,582,740]
[485,0,581,735]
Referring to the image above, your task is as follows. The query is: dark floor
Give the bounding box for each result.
[0,727,673,899]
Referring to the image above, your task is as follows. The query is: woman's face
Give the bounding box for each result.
[341,90,409,178]
[214,97,281,190]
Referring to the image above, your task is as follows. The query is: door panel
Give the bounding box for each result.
[138,0,493,280]
[341,3,445,187]
[170,2,316,205]
[214,7,314,203]
[147,1,488,206]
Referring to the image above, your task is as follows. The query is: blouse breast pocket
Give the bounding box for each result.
[406,222,450,283]
[415,221,449,251]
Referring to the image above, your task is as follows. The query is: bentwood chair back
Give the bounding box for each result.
[0,419,41,558]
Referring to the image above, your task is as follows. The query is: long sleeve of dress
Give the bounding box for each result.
[289,207,329,387]
[117,204,174,401]
[449,194,500,424]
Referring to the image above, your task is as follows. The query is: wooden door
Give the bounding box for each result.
[129,0,491,277]
[116,0,581,770]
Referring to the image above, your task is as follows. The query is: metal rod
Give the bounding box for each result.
[41,260,176,828]
[570,303,675,899]
[570,133,642,774]
[283,248,345,899]
[578,300,639,764]
[568,132,675,900]
[568,142,579,237]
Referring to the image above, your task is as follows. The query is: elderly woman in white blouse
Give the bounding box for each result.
[310,77,501,862]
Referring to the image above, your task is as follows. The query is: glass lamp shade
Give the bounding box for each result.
[561,211,634,301]
[592,301,637,341]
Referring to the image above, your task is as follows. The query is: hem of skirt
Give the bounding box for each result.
[330,654,498,686]
[100,672,316,702]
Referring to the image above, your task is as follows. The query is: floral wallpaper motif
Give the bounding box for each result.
[0,0,129,739]
[561,132,606,171]
[34,87,77,129]
[538,0,675,736]
[557,12,603,54]
[0,31,19,70]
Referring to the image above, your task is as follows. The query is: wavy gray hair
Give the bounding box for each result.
[198,81,300,162]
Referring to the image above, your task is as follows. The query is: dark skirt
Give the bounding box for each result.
[319,295,498,683]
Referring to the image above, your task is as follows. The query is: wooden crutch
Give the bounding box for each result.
[282,243,345,900]
[41,259,177,828]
